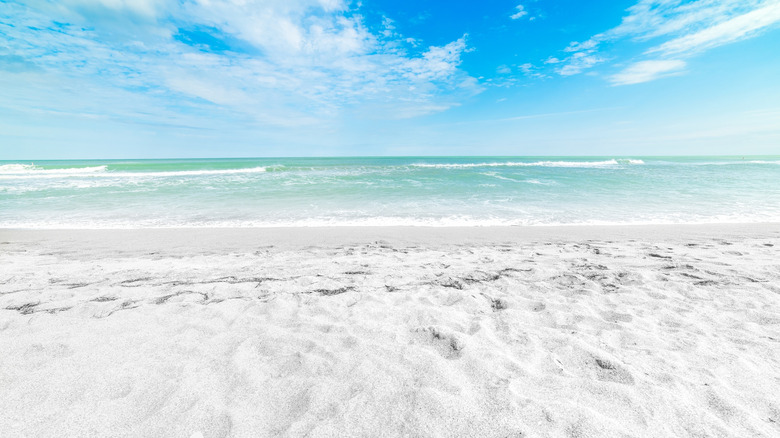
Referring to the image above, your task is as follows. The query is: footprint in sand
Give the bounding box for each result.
[491,297,508,311]
[592,356,635,385]
[412,326,466,359]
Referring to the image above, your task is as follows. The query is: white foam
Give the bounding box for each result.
[675,160,780,166]
[0,164,108,176]
[0,164,36,173]
[0,165,269,179]
[411,159,625,169]
[480,173,553,185]
[481,172,521,182]
[123,167,269,177]
[4,210,780,230]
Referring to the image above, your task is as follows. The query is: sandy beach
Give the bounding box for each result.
[1,224,779,437]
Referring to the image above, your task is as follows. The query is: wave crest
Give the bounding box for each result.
[0,164,108,175]
[137,167,268,177]
[411,159,638,169]
[0,165,270,178]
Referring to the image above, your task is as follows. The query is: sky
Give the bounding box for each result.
[1,0,779,158]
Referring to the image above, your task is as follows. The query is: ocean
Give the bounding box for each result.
[1,156,779,228]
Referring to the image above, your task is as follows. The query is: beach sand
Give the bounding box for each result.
[1,224,779,437]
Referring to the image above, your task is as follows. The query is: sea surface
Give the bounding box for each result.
[1,156,779,228]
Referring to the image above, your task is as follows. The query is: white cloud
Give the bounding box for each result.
[518,62,547,78]
[552,0,780,83]
[647,2,780,55]
[2,0,481,126]
[166,75,251,107]
[510,4,528,20]
[609,59,686,85]
[180,0,370,59]
[564,39,598,53]
[81,0,165,17]
[558,52,603,76]
[610,0,768,41]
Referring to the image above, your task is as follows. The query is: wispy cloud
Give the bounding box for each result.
[647,1,780,55]
[554,0,780,84]
[558,52,603,76]
[609,59,687,85]
[0,0,482,127]
[510,5,528,20]
[517,63,549,79]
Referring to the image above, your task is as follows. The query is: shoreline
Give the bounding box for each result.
[3,222,780,251]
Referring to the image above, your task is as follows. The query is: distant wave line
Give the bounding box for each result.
[410,159,644,169]
[0,164,272,178]
[0,164,108,174]
[656,160,780,166]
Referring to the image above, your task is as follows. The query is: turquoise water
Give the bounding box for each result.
[1,156,779,228]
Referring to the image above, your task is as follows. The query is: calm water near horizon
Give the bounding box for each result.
[1,156,779,228]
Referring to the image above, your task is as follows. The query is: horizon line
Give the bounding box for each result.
[2,154,778,161]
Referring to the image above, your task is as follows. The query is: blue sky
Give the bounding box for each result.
[1,0,779,158]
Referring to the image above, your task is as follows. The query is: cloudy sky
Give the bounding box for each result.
[2,0,779,158]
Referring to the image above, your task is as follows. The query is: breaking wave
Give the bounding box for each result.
[410,159,644,169]
[0,164,270,179]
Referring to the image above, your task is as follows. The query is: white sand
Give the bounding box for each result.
[1,225,779,437]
